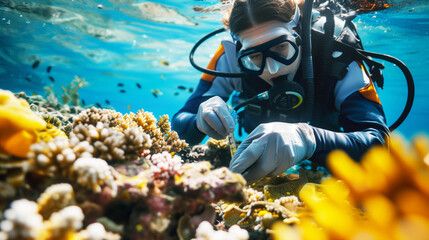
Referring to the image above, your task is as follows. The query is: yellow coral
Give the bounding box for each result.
[0,89,46,157]
[272,134,429,240]
[37,123,67,143]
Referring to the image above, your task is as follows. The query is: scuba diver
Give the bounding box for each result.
[172,0,413,184]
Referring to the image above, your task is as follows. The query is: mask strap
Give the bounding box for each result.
[285,4,300,31]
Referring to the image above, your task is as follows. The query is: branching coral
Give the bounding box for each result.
[72,107,122,128]
[272,134,429,240]
[72,157,117,196]
[28,136,78,178]
[70,122,151,162]
[0,199,43,240]
[37,183,76,220]
[60,75,89,106]
[44,205,84,239]
[121,111,187,154]
[73,108,187,155]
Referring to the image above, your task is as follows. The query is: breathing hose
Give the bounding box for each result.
[301,0,315,122]
[358,49,415,131]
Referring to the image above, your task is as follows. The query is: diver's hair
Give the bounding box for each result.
[223,0,305,35]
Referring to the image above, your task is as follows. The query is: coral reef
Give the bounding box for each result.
[4,86,429,240]
[116,160,247,240]
[1,89,250,239]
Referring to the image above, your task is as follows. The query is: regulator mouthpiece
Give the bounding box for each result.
[268,75,304,111]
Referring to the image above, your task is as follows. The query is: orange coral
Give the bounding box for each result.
[0,89,46,157]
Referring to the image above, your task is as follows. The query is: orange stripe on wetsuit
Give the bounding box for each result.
[357,61,381,105]
[201,44,225,82]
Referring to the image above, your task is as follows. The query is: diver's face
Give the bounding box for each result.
[258,45,301,85]
[238,21,301,85]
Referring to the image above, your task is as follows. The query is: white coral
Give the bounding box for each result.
[72,157,117,196]
[274,196,300,212]
[29,136,77,177]
[78,222,107,240]
[49,205,84,238]
[71,122,150,161]
[37,183,75,219]
[0,199,43,240]
[244,188,264,203]
[194,221,248,240]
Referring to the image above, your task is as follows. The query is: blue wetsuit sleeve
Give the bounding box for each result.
[172,41,241,145]
[172,80,213,145]
[310,91,390,165]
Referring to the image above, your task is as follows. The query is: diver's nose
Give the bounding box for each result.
[266,57,279,74]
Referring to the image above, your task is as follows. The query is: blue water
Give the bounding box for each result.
[0,0,428,140]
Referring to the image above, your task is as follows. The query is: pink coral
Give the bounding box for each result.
[148,151,183,180]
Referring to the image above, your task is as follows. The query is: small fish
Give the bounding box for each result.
[136,83,141,89]
[160,60,169,66]
[118,83,124,87]
[174,92,179,96]
[177,85,186,90]
[127,105,131,110]
[187,87,194,93]
[47,66,52,73]
[95,102,102,108]
[105,100,110,104]
[32,60,40,69]
[48,76,55,82]
[82,99,86,105]
[25,77,31,82]
[151,89,163,98]
[161,74,166,80]
[120,89,126,93]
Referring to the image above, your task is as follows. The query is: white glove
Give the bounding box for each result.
[229,122,316,184]
[196,96,236,139]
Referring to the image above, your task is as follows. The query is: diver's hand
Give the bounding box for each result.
[229,122,316,184]
[196,96,235,139]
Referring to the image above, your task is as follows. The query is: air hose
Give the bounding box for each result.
[358,49,415,131]
[301,0,315,122]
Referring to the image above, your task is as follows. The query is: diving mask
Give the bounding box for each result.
[237,33,301,75]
